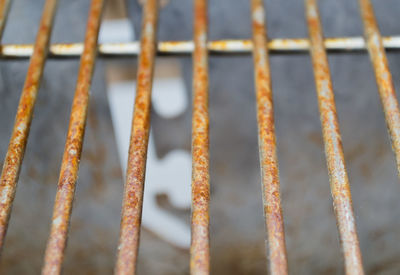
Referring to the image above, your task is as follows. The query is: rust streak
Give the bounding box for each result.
[306,0,364,274]
[114,0,158,274]
[0,0,58,252]
[359,0,400,177]
[251,0,288,274]
[190,0,210,274]
[41,0,105,274]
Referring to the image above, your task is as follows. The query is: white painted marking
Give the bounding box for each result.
[107,79,190,248]
[99,19,135,43]
[152,76,187,118]
[103,17,190,248]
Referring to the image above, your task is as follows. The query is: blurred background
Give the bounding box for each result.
[1,0,400,274]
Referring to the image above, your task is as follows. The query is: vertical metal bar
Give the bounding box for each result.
[0,0,11,40]
[190,0,210,274]
[305,0,364,274]
[250,0,288,274]
[358,0,400,177]
[41,0,105,274]
[114,0,158,274]
[0,0,58,252]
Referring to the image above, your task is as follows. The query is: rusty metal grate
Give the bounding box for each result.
[0,0,399,274]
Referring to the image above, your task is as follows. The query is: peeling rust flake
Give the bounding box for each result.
[251,0,288,274]
[306,0,364,274]
[0,0,58,253]
[41,0,105,274]
[114,0,158,274]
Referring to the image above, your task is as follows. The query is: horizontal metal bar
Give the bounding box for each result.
[1,35,400,58]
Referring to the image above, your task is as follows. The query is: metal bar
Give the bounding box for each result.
[0,0,11,40]
[359,0,400,177]
[41,0,105,274]
[190,0,210,274]
[1,35,400,58]
[305,0,364,274]
[251,0,288,274]
[0,0,58,252]
[114,0,158,274]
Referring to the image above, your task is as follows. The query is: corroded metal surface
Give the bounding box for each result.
[41,0,105,274]
[2,36,400,58]
[251,0,288,274]
[0,0,58,252]
[114,0,158,273]
[190,0,210,274]
[359,0,400,177]
[0,0,399,273]
[0,0,10,40]
[306,0,364,274]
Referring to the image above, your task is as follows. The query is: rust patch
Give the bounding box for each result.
[306,0,364,274]
[114,0,159,274]
[209,39,252,52]
[251,0,288,274]
[41,0,105,274]
[0,0,58,253]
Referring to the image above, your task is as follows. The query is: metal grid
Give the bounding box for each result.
[0,0,399,274]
